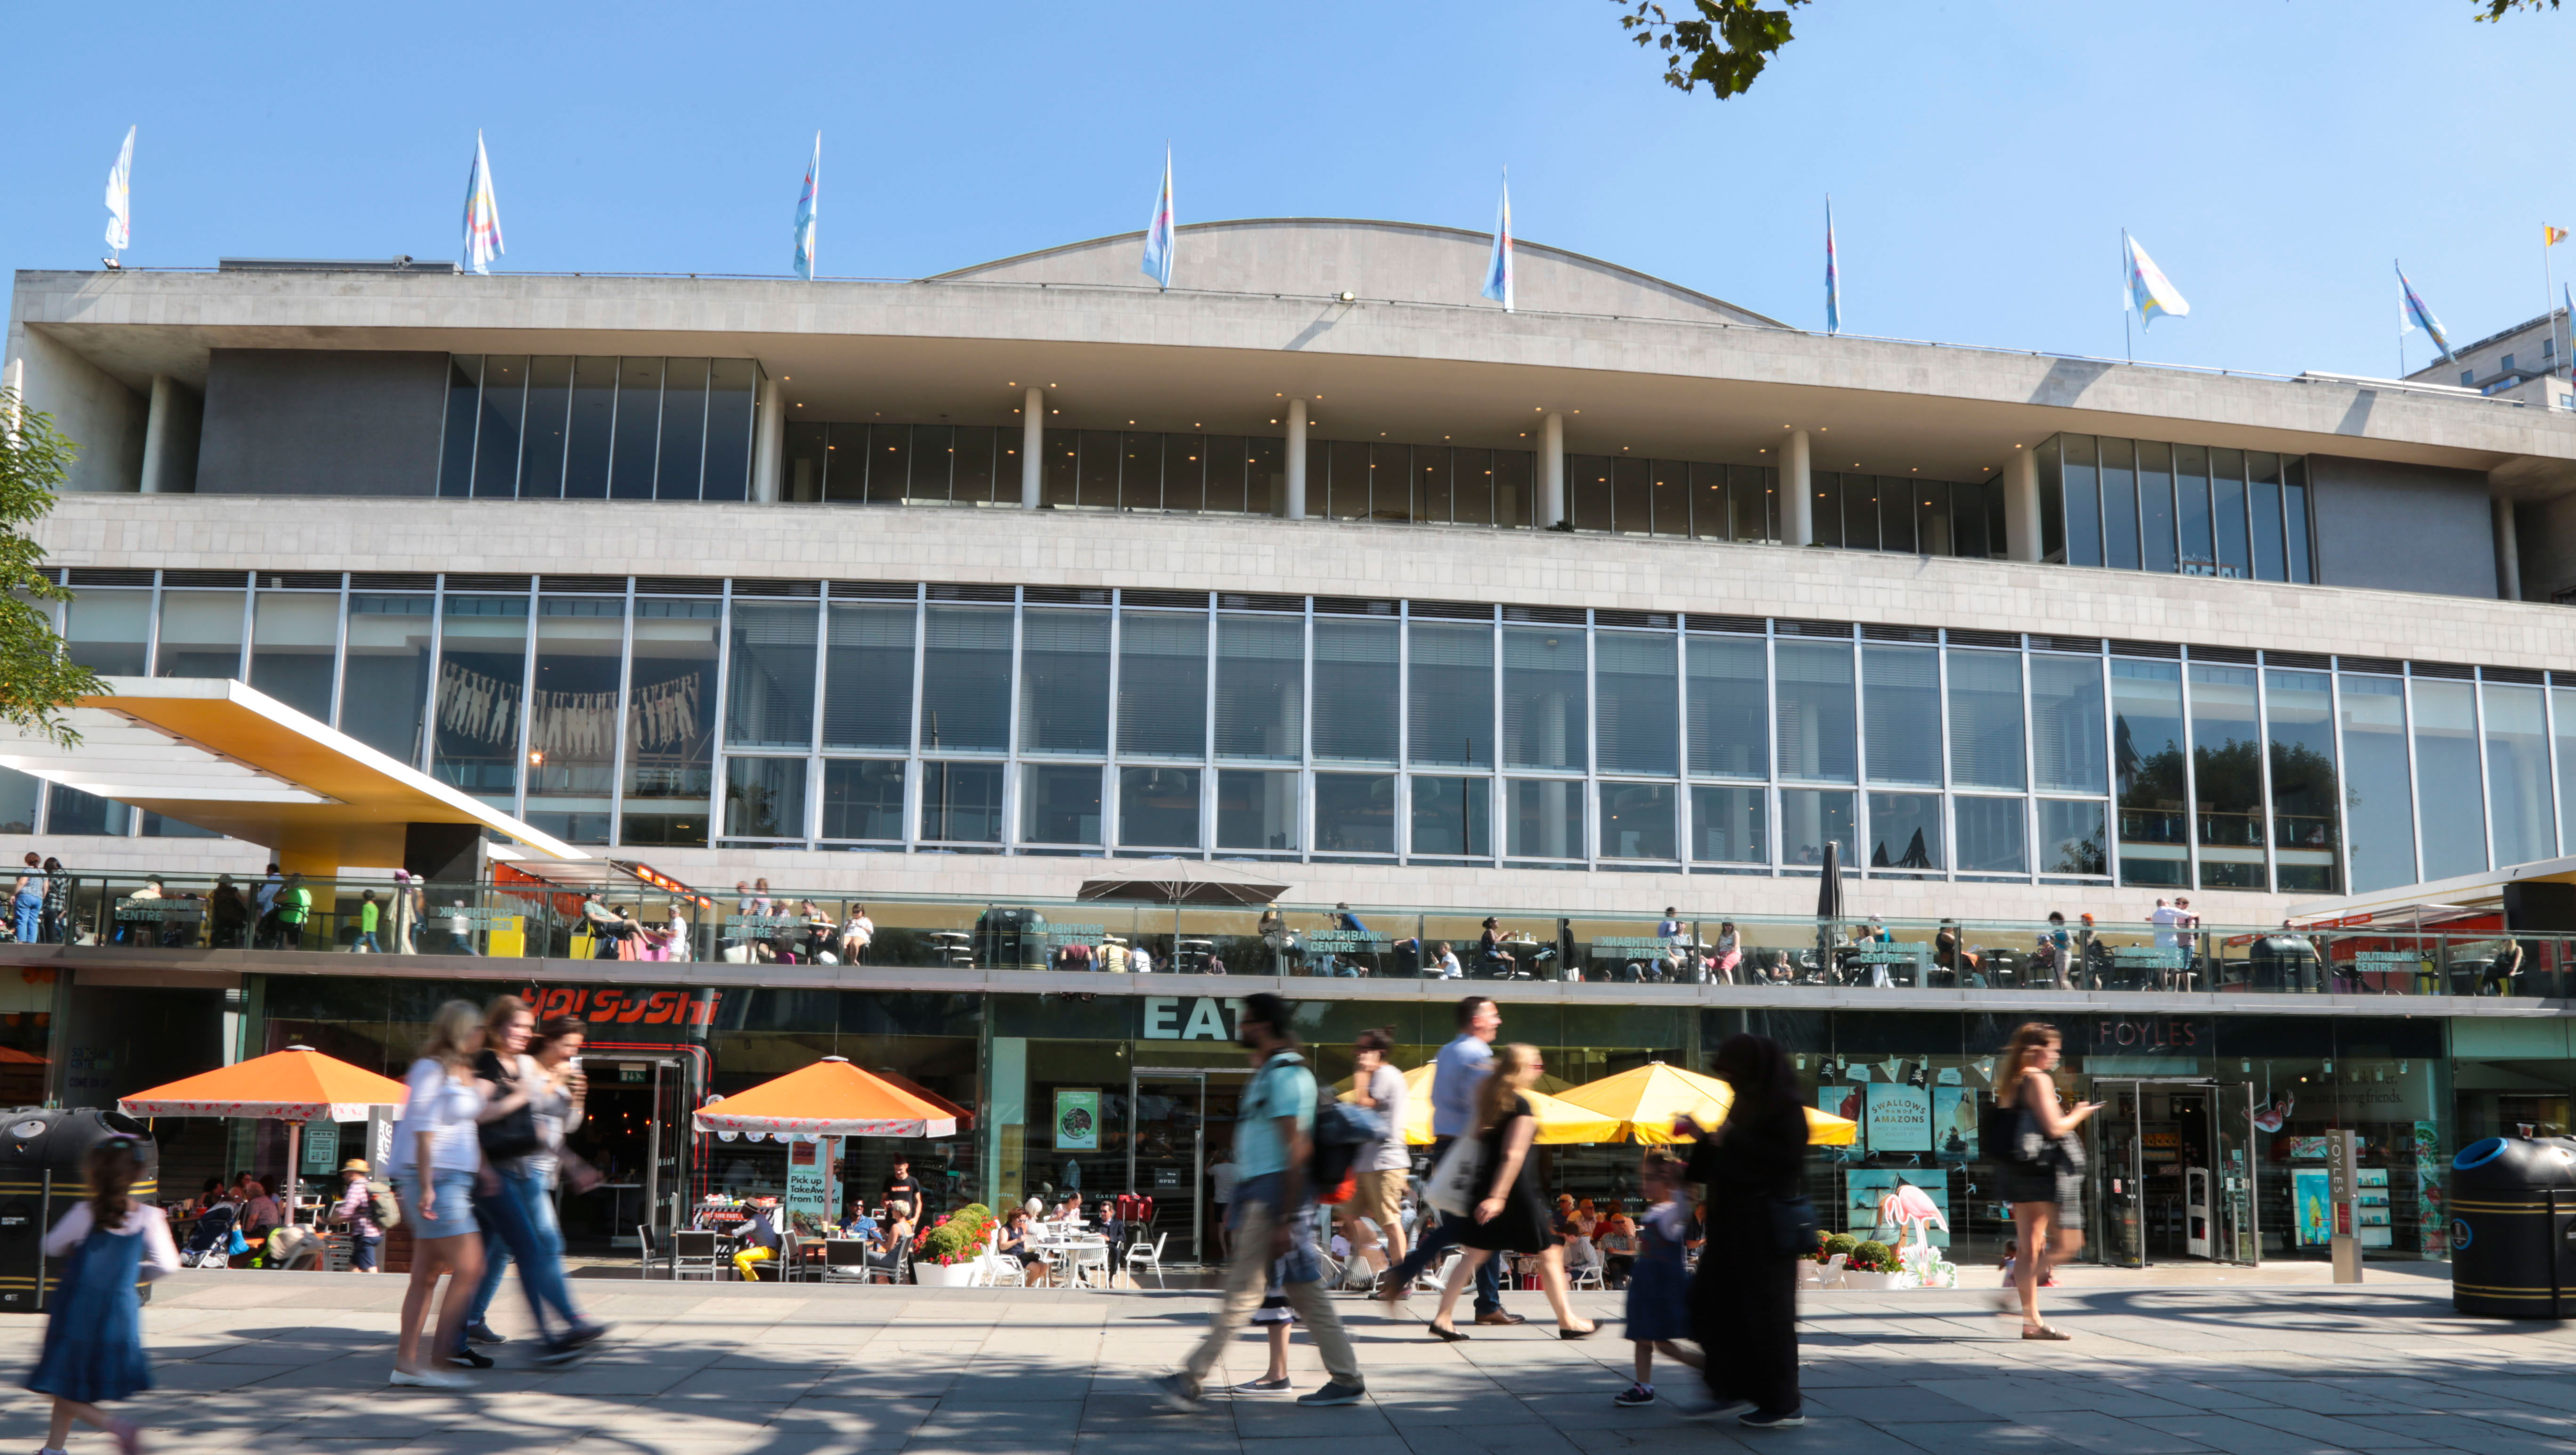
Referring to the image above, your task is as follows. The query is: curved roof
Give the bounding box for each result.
[933,217,1787,329]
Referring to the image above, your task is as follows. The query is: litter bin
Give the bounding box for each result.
[2448,1135,2576,1318]
[0,1107,159,1313]
[975,907,1047,970]
[2247,935,2320,991]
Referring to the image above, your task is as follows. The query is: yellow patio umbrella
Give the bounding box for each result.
[1554,1061,1858,1147]
[1334,1062,1621,1145]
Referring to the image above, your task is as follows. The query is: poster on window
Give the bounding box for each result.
[2291,1167,2333,1246]
[1843,1168,1950,1249]
[1931,1087,1977,1161]
[786,1137,839,1223]
[1865,1082,1932,1152]
[1055,1089,1101,1151]
[1819,1087,1863,1155]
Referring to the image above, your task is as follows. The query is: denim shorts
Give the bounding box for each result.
[397,1168,480,1239]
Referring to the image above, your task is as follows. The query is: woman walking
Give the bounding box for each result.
[27,1136,176,1455]
[1423,1043,1597,1341]
[388,1000,488,1388]
[1674,1032,1810,1429]
[1998,1022,2099,1340]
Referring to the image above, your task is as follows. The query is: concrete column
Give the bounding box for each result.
[751,375,786,502]
[1021,387,1044,508]
[3,356,26,438]
[2005,448,2042,562]
[1541,412,1565,527]
[1782,429,1813,546]
[1285,399,1308,520]
[2495,496,2523,601]
[138,375,176,493]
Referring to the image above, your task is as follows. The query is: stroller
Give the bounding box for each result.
[178,1203,239,1269]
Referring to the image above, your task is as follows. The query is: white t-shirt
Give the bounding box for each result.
[390,1058,483,1174]
[2149,905,2184,948]
[45,1202,179,1280]
[1210,1161,1239,1204]
[1359,1064,1410,1172]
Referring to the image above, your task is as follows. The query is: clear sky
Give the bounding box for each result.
[5,1,2571,380]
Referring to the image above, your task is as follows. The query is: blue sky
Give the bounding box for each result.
[5,0,2571,379]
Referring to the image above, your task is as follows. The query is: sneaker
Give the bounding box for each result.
[558,1321,612,1351]
[1233,1376,1293,1394]
[1613,1383,1657,1407]
[1296,1381,1367,1407]
[1739,1408,1807,1429]
[389,1368,474,1390]
[534,1340,585,1366]
[1152,1372,1206,1413]
[447,1348,493,1370]
[464,1323,506,1345]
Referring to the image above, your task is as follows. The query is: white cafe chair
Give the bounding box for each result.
[1123,1230,1168,1290]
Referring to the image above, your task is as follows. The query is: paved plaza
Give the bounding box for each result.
[3,1268,2570,1455]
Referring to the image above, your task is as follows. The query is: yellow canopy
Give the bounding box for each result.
[1335,1062,1620,1145]
[1553,1061,1859,1147]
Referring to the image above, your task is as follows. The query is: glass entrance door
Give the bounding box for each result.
[1129,1067,1249,1265]
[2089,1077,2258,1267]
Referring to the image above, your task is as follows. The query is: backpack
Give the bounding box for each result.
[1309,1082,1388,1204]
[369,1181,402,1231]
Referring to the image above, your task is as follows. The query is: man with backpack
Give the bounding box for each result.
[1157,993,1365,1410]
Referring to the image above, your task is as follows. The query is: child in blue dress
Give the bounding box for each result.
[29,1136,177,1455]
[1613,1153,1705,1407]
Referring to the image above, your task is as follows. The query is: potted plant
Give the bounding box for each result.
[1842,1238,1903,1290]
[913,1203,999,1286]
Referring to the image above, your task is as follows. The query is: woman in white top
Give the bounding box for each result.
[389,1000,491,1387]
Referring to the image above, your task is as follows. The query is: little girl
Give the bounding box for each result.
[29,1136,177,1455]
[1613,1154,1705,1407]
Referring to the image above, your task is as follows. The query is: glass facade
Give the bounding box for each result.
[26,570,2573,898]
[2040,434,2314,583]
[439,355,762,501]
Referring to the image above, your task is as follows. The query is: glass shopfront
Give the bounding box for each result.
[210,975,2467,1273]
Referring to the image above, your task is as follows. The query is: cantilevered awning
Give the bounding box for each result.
[0,676,586,867]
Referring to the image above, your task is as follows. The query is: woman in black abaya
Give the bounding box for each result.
[1675,1033,1810,1429]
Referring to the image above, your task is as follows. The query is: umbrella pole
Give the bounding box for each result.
[284,1120,301,1237]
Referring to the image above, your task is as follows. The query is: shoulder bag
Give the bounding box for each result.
[1424,1135,1489,1217]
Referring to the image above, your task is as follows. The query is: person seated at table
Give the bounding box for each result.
[1424,941,1462,979]
[867,1204,917,1277]
[1477,918,1517,977]
[841,1202,878,1241]
[731,1198,789,1281]
[998,1209,1051,1286]
[189,1178,227,1216]
[237,1178,282,1245]
[1595,1199,1639,1288]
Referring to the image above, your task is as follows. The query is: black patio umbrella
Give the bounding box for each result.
[1815,840,1845,978]
[1076,870,1294,971]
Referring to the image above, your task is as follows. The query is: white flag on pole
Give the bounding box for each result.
[104,126,135,254]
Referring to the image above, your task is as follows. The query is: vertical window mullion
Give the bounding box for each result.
[2177,655,2199,890]
[2253,660,2276,892]
[328,572,351,729]
[2097,642,2118,885]
[1300,599,1315,863]
[2474,672,2498,873]
[1764,626,1780,873]
[707,583,735,841]
[1584,616,1599,869]
[1396,602,1411,859]
[1674,619,1691,866]
[1936,636,1955,881]
[608,578,636,846]
[905,586,927,851]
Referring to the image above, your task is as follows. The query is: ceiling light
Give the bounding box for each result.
[1339,291,1356,302]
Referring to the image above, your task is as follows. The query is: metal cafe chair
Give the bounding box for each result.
[670,1229,724,1281]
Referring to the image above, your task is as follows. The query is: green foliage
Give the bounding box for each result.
[919,1202,997,1262]
[1613,0,1811,100]
[1822,1231,1859,1260]
[2477,0,2556,17]
[0,390,104,747]
[1848,1238,1896,1273]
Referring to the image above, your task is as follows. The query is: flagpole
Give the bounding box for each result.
[2121,229,2133,364]
[2396,260,2406,379]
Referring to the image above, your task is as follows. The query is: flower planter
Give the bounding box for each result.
[1839,1269,1904,1290]
[912,1261,977,1287]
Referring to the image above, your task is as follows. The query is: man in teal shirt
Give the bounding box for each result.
[1158,993,1363,1409]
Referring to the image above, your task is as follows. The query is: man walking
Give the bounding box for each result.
[1377,995,1517,1325]
[1157,993,1364,1410]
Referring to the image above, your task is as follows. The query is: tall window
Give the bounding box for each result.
[432,594,528,806]
[1503,627,1586,771]
[2484,681,2553,868]
[1117,611,1207,760]
[1408,621,1493,768]
[1947,649,2024,791]
[823,602,916,752]
[1686,635,1767,780]
[1312,618,1398,764]
[1216,614,1303,762]
[725,602,818,751]
[1594,632,1677,776]
[1017,609,1110,755]
[2111,658,2186,887]
[1861,645,1940,786]
[526,595,624,845]
[621,598,718,846]
[919,606,1010,753]
[1774,640,1856,783]
[2188,663,2263,889]
[2265,668,2339,893]
[2339,673,2415,893]
[2412,679,2487,881]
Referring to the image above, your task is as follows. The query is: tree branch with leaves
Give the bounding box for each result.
[0,390,105,748]
[1614,0,1811,100]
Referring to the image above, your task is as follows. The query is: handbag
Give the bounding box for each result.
[478,1059,543,1161]
[1424,1135,1488,1217]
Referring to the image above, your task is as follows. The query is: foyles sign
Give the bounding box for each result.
[1141,996,1241,1041]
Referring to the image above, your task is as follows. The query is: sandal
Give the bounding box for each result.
[2021,1325,2072,1341]
[1427,1322,1470,1342]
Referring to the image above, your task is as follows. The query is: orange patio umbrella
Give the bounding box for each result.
[692,1056,962,1139]
[120,1044,412,1220]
